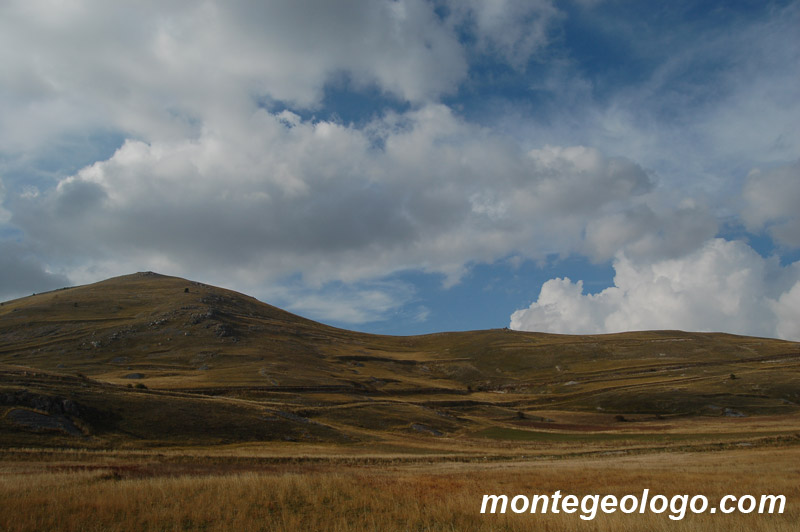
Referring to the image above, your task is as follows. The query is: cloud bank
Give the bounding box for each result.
[510,239,800,341]
[10,105,686,292]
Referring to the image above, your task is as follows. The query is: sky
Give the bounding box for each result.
[1,0,799,340]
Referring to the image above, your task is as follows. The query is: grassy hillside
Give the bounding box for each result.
[1,272,799,449]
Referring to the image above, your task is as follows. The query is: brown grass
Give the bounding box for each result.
[1,446,798,531]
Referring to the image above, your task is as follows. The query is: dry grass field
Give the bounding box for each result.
[2,273,799,530]
[1,445,798,531]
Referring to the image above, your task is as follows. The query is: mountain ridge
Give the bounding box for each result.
[2,271,799,448]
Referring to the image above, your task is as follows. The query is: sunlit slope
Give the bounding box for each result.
[2,272,799,448]
[0,272,380,388]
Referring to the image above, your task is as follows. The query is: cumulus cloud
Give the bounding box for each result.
[510,239,800,340]
[0,0,572,158]
[8,104,679,295]
[583,198,718,263]
[772,283,800,341]
[742,160,800,248]
[0,0,467,155]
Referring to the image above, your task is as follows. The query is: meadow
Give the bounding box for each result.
[1,444,798,531]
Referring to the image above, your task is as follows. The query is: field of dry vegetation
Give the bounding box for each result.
[1,442,798,531]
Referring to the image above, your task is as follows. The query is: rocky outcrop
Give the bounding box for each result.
[1,390,82,417]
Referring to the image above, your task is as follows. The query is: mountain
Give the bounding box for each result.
[1,272,799,448]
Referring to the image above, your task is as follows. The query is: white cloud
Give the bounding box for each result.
[0,0,572,160]
[772,282,800,341]
[510,239,800,340]
[9,104,675,298]
[742,160,800,248]
[0,0,467,154]
[413,305,431,323]
[261,280,416,325]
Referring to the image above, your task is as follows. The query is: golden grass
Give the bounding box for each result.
[1,446,797,531]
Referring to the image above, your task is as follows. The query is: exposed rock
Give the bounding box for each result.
[1,390,83,417]
[214,323,234,338]
[411,423,443,436]
[724,408,747,417]
[190,310,215,324]
[7,408,83,436]
[274,410,325,427]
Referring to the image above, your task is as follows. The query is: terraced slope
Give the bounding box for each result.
[1,272,798,448]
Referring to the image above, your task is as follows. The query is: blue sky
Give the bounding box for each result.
[1,0,799,340]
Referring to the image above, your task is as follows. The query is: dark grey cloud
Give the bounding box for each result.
[0,241,70,301]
